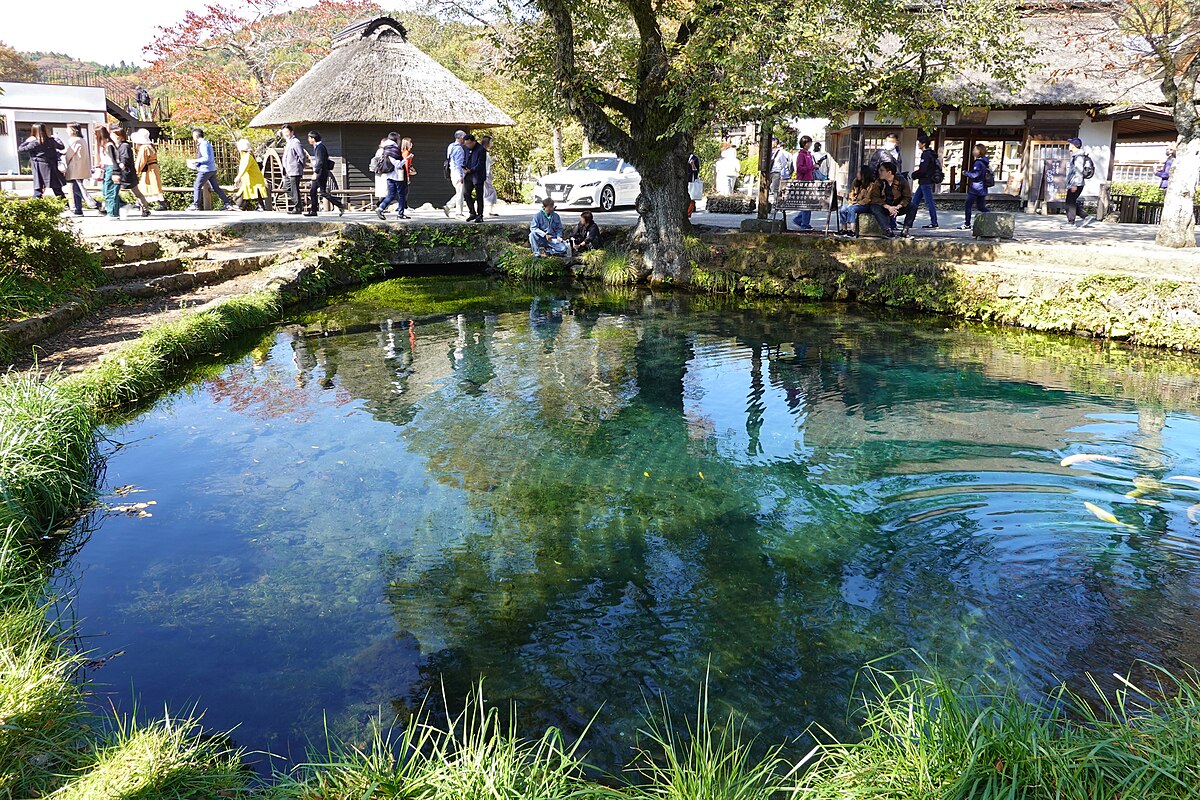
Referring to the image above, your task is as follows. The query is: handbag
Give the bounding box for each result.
[814,169,828,181]
[688,179,704,201]
[91,166,104,182]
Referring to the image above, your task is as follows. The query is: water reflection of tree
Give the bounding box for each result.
[295,292,1200,768]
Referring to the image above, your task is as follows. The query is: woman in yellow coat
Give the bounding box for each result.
[132,129,166,211]
[235,138,269,211]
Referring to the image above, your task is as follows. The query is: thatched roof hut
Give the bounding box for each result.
[249,16,514,208]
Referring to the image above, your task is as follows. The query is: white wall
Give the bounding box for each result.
[0,82,106,175]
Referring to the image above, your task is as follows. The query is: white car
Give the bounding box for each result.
[533,154,641,212]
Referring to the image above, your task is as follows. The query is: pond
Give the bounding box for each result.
[67,278,1200,772]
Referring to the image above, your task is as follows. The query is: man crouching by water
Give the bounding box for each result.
[530,198,570,256]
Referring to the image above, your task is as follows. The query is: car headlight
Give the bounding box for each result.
[579,181,600,188]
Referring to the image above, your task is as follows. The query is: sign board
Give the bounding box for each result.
[776,180,836,212]
[1041,157,1066,205]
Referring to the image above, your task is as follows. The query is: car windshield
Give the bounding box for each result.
[567,156,619,172]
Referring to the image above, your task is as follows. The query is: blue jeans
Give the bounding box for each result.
[965,193,989,224]
[791,210,812,228]
[67,179,85,214]
[839,203,870,228]
[378,179,409,215]
[193,169,231,209]
[103,166,120,217]
[867,204,900,231]
[529,232,569,256]
[906,183,938,227]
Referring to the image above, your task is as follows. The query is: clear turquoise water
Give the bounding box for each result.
[69,280,1200,771]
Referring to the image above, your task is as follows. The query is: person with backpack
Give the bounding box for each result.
[867,132,902,179]
[374,136,405,219]
[959,143,992,230]
[903,134,941,230]
[442,130,467,217]
[1064,137,1094,227]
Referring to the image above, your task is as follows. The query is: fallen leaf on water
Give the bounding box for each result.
[112,485,145,497]
[1084,501,1134,528]
[698,471,705,480]
[1060,454,1122,467]
[644,471,650,477]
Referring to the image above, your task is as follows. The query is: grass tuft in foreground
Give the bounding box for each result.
[797,659,1200,799]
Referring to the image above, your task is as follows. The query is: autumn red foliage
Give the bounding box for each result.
[145,0,383,129]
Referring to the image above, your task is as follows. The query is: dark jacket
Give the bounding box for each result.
[311,141,334,175]
[913,148,940,186]
[687,154,700,182]
[18,137,64,165]
[1156,156,1174,189]
[115,141,139,188]
[868,145,901,178]
[964,156,990,196]
[462,144,487,184]
[571,221,601,249]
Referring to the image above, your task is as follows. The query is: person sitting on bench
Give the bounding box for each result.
[865,162,912,238]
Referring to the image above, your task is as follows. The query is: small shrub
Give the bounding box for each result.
[705,194,757,214]
[495,247,565,280]
[1111,181,1164,204]
[0,193,102,322]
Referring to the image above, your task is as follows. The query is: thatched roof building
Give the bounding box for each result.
[828,8,1178,208]
[250,16,514,208]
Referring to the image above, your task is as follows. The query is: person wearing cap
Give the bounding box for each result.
[529,198,569,256]
[235,138,269,211]
[131,129,166,211]
[1064,137,1092,227]
[460,133,486,223]
[959,143,991,230]
[443,130,467,217]
[903,134,940,230]
[187,127,233,211]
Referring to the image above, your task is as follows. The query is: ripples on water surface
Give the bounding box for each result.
[67,279,1200,769]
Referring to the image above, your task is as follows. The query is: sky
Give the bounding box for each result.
[3,0,326,67]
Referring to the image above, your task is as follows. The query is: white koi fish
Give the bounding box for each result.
[1060,454,1123,467]
[1084,502,1134,528]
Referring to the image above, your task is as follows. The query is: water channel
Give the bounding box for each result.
[65,278,1200,771]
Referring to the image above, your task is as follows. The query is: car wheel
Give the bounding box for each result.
[599,185,616,211]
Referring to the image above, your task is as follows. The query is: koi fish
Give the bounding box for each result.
[1167,476,1200,487]
[1084,502,1134,528]
[1060,454,1122,467]
[1188,504,1200,524]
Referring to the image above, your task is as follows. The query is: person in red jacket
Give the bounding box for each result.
[791,135,817,230]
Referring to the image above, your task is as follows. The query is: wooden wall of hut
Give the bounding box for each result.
[314,123,465,208]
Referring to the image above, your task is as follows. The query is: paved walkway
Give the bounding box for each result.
[71,201,1200,252]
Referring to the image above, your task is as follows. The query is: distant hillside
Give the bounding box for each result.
[23,51,141,78]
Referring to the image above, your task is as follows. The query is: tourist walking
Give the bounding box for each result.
[865,162,912,238]
[461,134,486,223]
[1155,145,1176,189]
[1064,137,1093,227]
[132,129,166,211]
[715,143,740,194]
[903,134,941,229]
[235,139,269,211]
[135,86,152,121]
[868,132,902,179]
[281,124,307,215]
[187,127,233,211]
[481,135,499,216]
[18,124,66,200]
[61,123,92,216]
[111,126,152,217]
[836,165,874,236]
[95,125,120,218]
[442,129,467,217]
[791,135,817,230]
[959,143,991,230]
[768,137,792,202]
[377,136,414,220]
[570,211,601,253]
[305,131,345,217]
[529,198,569,256]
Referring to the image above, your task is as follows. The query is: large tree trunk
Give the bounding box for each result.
[629,154,692,284]
[552,125,564,170]
[1156,136,1199,248]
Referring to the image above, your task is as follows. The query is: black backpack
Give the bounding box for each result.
[981,161,995,188]
[1081,154,1096,180]
[373,152,392,175]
